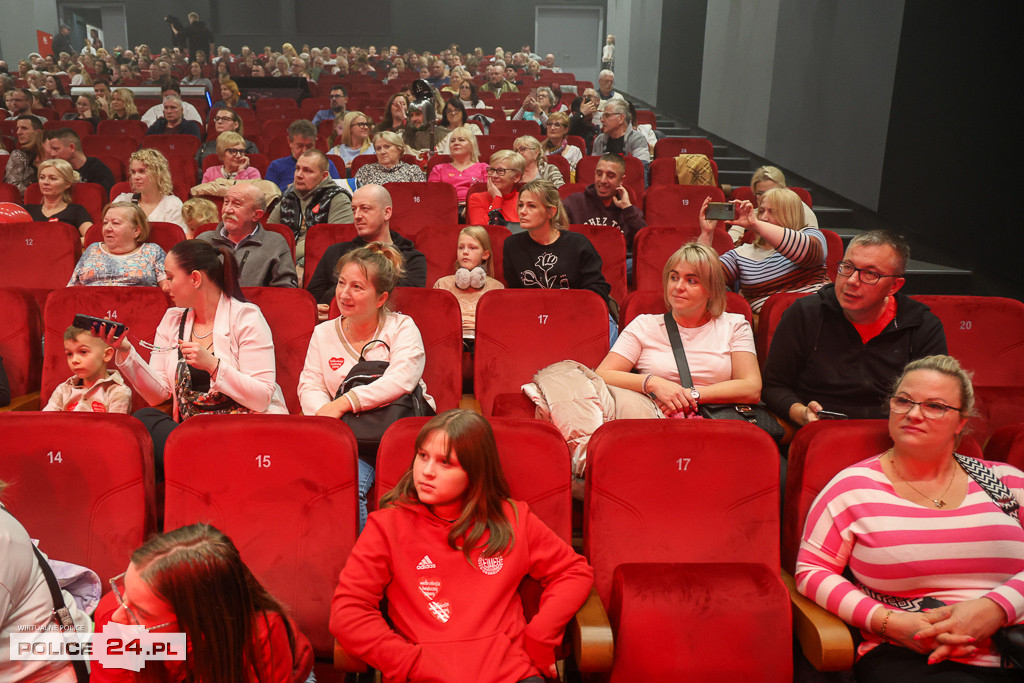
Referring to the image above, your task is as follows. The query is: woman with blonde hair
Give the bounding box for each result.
[699,188,829,314]
[354,131,426,185]
[113,148,186,230]
[729,165,818,244]
[427,126,488,207]
[514,135,564,187]
[108,87,140,120]
[327,111,375,168]
[465,149,525,229]
[433,225,504,339]
[201,131,260,182]
[26,158,93,237]
[541,111,582,176]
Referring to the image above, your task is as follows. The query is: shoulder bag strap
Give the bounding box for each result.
[176,310,189,361]
[358,339,391,362]
[663,312,693,386]
[29,543,90,682]
[954,452,1020,521]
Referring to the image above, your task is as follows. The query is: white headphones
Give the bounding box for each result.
[453,266,487,290]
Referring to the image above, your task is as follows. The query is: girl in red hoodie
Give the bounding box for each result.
[331,409,594,682]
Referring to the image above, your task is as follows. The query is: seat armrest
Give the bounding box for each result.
[783,570,855,671]
[0,392,41,412]
[460,393,482,414]
[333,640,368,672]
[571,587,614,672]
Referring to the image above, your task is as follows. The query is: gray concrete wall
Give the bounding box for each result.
[0,0,59,62]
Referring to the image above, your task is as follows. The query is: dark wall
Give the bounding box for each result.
[124,0,589,56]
[878,0,1019,292]
[656,0,705,124]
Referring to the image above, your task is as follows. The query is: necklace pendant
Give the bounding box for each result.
[933,499,945,508]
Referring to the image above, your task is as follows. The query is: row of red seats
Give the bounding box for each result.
[4,411,1021,678]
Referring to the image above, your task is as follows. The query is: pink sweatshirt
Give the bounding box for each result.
[796,455,1024,666]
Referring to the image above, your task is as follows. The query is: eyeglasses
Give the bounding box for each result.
[330,94,346,99]
[109,572,176,631]
[835,261,901,285]
[352,121,371,128]
[486,167,512,176]
[213,115,236,123]
[889,396,962,420]
[546,122,565,129]
[224,148,246,156]
[601,112,624,119]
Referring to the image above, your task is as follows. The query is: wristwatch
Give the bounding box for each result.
[689,387,700,403]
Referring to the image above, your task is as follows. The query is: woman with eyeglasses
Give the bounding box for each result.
[434,98,482,154]
[465,149,525,230]
[728,165,818,246]
[514,135,564,187]
[797,355,1024,682]
[327,111,375,169]
[698,188,829,316]
[540,111,582,178]
[195,108,259,168]
[90,523,314,683]
[201,131,261,182]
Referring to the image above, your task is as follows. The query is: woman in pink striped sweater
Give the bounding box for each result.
[797,355,1024,681]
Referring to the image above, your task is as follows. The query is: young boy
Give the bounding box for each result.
[42,326,132,413]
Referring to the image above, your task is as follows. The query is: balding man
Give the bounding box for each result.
[306,184,427,315]
[592,99,650,162]
[268,149,352,267]
[197,184,297,287]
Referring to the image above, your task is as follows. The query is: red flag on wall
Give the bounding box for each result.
[38,31,54,57]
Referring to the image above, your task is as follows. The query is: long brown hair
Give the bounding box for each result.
[132,523,298,683]
[169,240,246,302]
[380,410,514,559]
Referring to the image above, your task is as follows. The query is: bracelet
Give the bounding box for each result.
[880,609,894,643]
[641,374,653,394]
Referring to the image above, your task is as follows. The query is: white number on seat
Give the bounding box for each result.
[255,454,271,468]
[676,457,690,471]
[25,238,34,246]
[959,320,972,330]
[48,450,62,464]
[106,310,118,319]
[681,199,689,206]
[538,314,549,324]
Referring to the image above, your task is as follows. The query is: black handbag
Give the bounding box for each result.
[338,339,434,463]
[663,313,784,442]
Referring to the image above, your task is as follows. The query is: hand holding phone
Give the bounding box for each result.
[73,314,126,338]
[705,202,735,221]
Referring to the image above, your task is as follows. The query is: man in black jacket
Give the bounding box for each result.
[183,12,214,58]
[763,231,947,426]
[305,184,426,318]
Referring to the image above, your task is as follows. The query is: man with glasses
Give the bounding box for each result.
[763,230,947,426]
[591,99,650,162]
[312,84,348,126]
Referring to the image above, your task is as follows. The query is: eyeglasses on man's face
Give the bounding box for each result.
[836,261,900,285]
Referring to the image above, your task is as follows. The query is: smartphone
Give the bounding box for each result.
[816,410,849,420]
[72,314,126,338]
[705,202,735,221]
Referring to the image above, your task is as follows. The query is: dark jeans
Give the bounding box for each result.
[134,407,178,483]
[855,644,1020,682]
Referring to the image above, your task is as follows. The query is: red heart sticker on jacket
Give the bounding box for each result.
[91,401,107,413]
[427,600,450,623]
[418,578,441,600]
[328,357,345,371]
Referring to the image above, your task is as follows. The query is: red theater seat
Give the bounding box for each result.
[489,119,542,138]
[141,133,202,159]
[96,119,147,145]
[41,287,171,411]
[162,415,359,657]
[24,182,107,224]
[643,185,725,226]
[302,223,357,288]
[567,224,627,305]
[632,225,733,292]
[755,291,809,368]
[82,134,138,160]
[474,289,609,415]
[388,287,462,411]
[653,137,715,160]
[0,287,43,402]
[575,155,646,205]
[0,413,156,583]
[544,153,571,182]
[584,420,790,680]
[985,422,1024,471]
[476,135,517,162]
[0,222,82,290]
[241,287,318,415]
[386,182,458,237]
[412,223,510,287]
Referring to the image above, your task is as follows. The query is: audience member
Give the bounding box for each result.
[563,153,646,252]
[700,190,828,314]
[200,131,261,182]
[541,111,583,176]
[466,150,524,230]
[312,84,348,126]
[514,135,564,187]
[43,325,131,413]
[592,99,650,162]
[434,98,483,153]
[145,94,202,138]
[330,410,591,681]
[375,93,411,134]
[113,148,187,230]
[763,230,947,425]
[265,119,341,192]
[25,158,94,237]
[267,149,352,266]
[3,115,45,192]
[427,126,487,208]
[180,197,220,238]
[103,240,288,471]
[68,202,166,286]
[503,179,617,339]
[479,62,518,96]
[140,81,203,125]
[433,225,504,338]
[326,111,375,169]
[458,80,485,109]
[44,127,116,194]
[108,88,141,120]
[354,131,426,185]
[90,523,313,683]
[211,79,248,109]
[63,93,103,132]
[568,89,601,154]
[796,355,1022,680]
[306,184,426,312]
[180,61,214,92]
[198,184,297,287]
[298,243,435,525]
[729,165,818,245]
[195,108,259,167]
